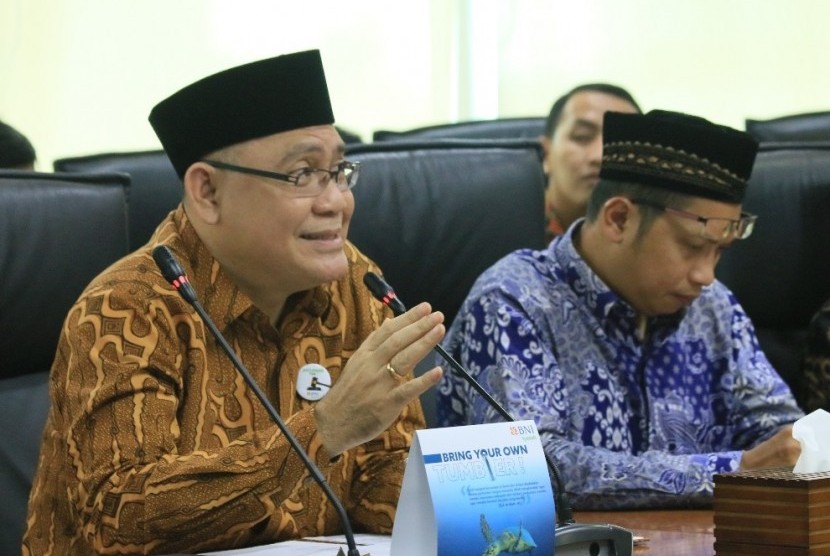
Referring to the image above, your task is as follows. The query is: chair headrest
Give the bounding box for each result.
[0,171,129,378]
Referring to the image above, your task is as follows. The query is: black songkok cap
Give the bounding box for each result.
[149,49,335,179]
[600,110,759,203]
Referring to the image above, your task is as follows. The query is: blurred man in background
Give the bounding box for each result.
[541,84,640,241]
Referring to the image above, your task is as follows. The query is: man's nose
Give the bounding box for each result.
[689,254,718,287]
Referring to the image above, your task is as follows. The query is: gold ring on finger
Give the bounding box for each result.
[386,362,404,380]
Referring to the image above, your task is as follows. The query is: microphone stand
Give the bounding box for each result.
[363,272,633,556]
[154,246,362,556]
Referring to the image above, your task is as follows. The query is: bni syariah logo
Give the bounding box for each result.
[509,424,537,440]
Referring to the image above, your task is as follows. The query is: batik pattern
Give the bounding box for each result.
[437,224,802,509]
[23,206,422,555]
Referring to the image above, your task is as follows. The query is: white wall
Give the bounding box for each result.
[497,1,830,128]
[2,0,828,170]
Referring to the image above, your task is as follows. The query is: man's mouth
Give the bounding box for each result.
[300,229,340,241]
[675,293,698,304]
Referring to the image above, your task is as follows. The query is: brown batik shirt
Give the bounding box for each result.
[23,205,424,555]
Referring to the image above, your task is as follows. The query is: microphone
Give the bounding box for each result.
[153,246,362,556]
[363,271,634,556]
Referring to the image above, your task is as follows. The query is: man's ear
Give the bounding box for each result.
[599,197,636,243]
[182,162,220,225]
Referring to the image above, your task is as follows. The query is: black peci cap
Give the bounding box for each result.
[149,49,335,179]
[600,110,759,202]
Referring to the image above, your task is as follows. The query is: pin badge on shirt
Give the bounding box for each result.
[296,363,332,401]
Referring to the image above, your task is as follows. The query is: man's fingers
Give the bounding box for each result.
[386,321,445,374]
[363,302,434,351]
[365,306,444,372]
[390,367,443,405]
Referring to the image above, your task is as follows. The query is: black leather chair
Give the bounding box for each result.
[0,171,130,554]
[346,140,547,424]
[55,150,181,252]
[716,142,830,405]
[746,111,830,142]
[372,117,545,142]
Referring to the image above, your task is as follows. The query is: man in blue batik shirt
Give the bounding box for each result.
[437,110,803,509]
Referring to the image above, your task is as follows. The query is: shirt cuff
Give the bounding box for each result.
[286,407,341,471]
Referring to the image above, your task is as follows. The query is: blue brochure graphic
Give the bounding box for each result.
[391,420,555,556]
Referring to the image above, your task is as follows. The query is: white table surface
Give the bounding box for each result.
[201,534,391,556]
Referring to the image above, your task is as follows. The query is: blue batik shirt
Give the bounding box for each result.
[437,222,803,509]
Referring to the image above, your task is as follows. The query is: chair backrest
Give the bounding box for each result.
[54,150,181,252]
[346,140,546,424]
[716,142,830,401]
[746,111,830,142]
[372,117,545,142]
[0,171,129,554]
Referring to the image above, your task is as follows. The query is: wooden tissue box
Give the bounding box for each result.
[713,467,830,555]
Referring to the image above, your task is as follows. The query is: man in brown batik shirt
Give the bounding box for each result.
[23,50,445,555]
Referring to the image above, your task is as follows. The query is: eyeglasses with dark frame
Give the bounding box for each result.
[202,159,360,198]
[631,198,757,241]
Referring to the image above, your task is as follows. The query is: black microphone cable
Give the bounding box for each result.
[153,245,361,556]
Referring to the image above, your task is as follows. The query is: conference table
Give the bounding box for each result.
[207,509,717,555]
[575,509,715,555]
